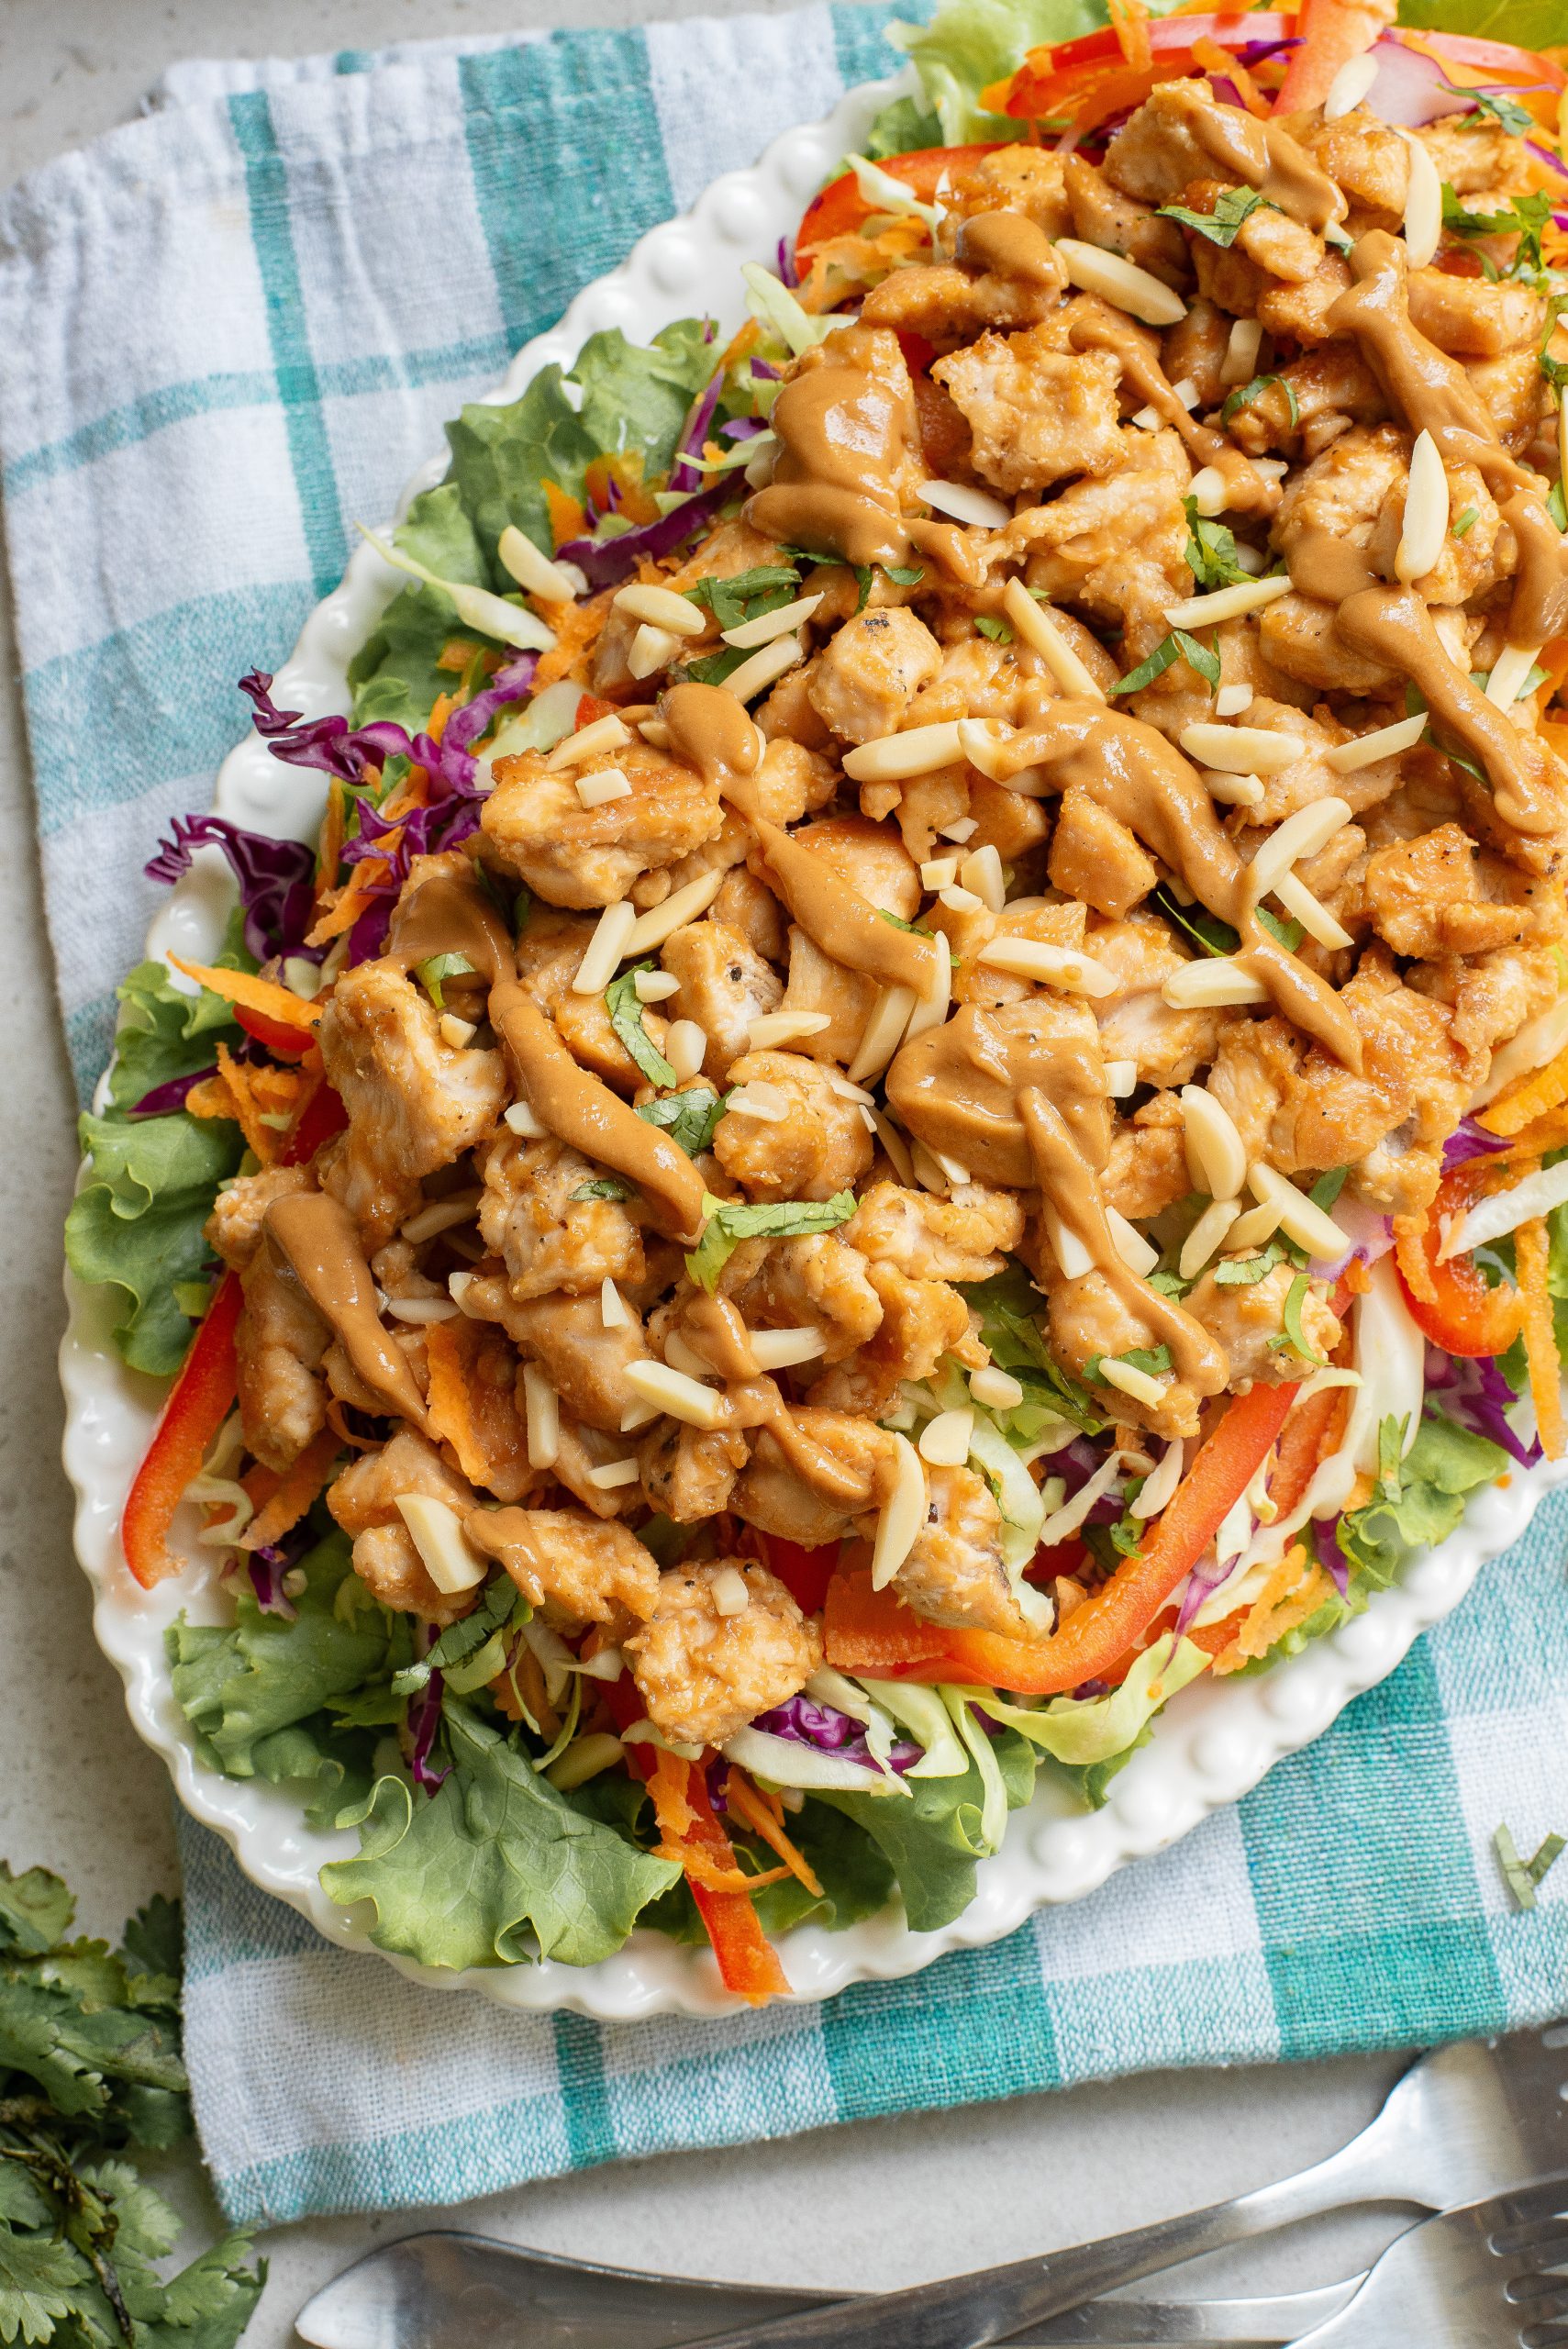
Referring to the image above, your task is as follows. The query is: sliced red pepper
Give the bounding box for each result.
[825,1379,1301,1695]
[120,1272,244,1588]
[280,1077,347,1168]
[233,1004,314,1061]
[646,1752,790,2004]
[1394,1164,1523,1359]
[574,692,620,729]
[761,1533,840,1615]
[795,143,1002,261]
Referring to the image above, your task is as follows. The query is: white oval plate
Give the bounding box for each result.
[56,66,1567,2019]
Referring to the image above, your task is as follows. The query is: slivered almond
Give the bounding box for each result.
[1162,575,1291,628]
[612,582,706,635]
[1055,239,1186,326]
[917,477,1011,529]
[1323,711,1426,773]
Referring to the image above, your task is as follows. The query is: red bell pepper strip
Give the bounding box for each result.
[761,1533,841,1615]
[795,144,1002,262]
[825,1379,1302,1695]
[1394,1165,1524,1360]
[1273,0,1391,114]
[280,1076,347,1168]
[120,1272,244,1588]
[645,1752,790,2004]
[233,1004,314,1062]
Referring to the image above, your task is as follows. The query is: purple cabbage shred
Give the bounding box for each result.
[407,1670,450,1792]
[1314,1516,1351,1599]
[775,235,800,291]
[1426,1346,1540,1467]
[247,1545,298,1620]
[145,812,317,963]
[668,370,727,495]
[1443,1115,1512,1168]
[751,1692,920,1774]
[555,482,732,591]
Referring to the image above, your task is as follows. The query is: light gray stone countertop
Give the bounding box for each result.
[0,4,1415,2338]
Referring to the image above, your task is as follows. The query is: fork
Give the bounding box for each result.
[647,2025,1568,2349]
[1280,2178,1568,2347]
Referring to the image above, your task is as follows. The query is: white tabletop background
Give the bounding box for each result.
[0,0,1422,2334]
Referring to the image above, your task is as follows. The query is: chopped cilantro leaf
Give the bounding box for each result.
[1221,374,1299,429]
[1084,1342,1173,1385]
[883,563,926,586]
[1111,629,1220,696]
[1451,505,1479,539]
[415,951,475,1010]
[1154,885,1238,958]
[1448,84,1534,136]
[1158,185,1270,248]
[1182,497,1253,590]
[683,563,801,632]
[392,1575,519,1698]
[974,614,1014,643]
[1216,1241,1287,1287]
[1309,1165,1350,1210]
[1255,905,1303,952]
[680,645,751,687]
[606,962,678,1088]
[1266,1269,1325,1364]
[686,1190,858,1290]
[1441,184,1551,275]
[572,1176,632,1203]
[637,1086,728,1157]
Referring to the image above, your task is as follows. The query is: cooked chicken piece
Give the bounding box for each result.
[1226,344,1388,457]
[808,1263,974,1417]
[482,739,724,908]
[1239,700,1393,828]
[949,142,1073,237]
[903,634,1060,732]
[806,606,944,745]
[328,1428,481,1625]
[860,254,1065,349]
[317,959,508,1246]
[477,1507,658,1625]
[711,866,788,964]
[719,1230,884,1364]
[711,1049,875,1202]
[1092,913,1223,1089]
[731,1408,895,1545]
[781,807,927,921]
[1207,948,1478,1215]
[888,766,973,863]
[1410,941,1560,1065]
[1050,787,1160,918]
[206,1166,329,1473]
[1408,270,1542,359]
[779,925,880,1064]
[1257,592,1399,696]
[625,1559,822,1750]
[638,1421,749,1522]
[550,1415,644,1521]
[1162,296,1235,408]
[966,774,1052,864]
[933,330,1123,494]
[1356,824,1529,958]
[436,1322,539,1506]
[477,1132,646,1299]
[1062,152,1188,288]
[1184,1261,1341,1382]
[498,1289,650,1433]
[897,1463,1028,1638]
[1418,116,1527,198]
[1257,251,1352,346]
[844,1180,1024,1285]
[1006,430,1193,618]
[627,807,752,914]
[659,918,783,1082]
[1470,345,1553,453]
[517,910,669,1093]
[756,660,838,754]
[1102,1102,1191,1221]
[1295,109,1408,231]
[1041,1264,1203,1441]
[1102,82,1233,206]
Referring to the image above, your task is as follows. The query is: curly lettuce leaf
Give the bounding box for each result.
[348,480,494,730]
[815,1728,1036,1932]
[320,1700,681,1969]
[879,0,1113,147]
[65,1110,244,1375]
[108,961,242,1115]
[1336,1408,1510,1591]
[167,1530,403,1779]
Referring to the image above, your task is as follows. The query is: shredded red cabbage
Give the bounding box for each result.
[751,357,781,383]
[238,671,413,785]
[555,482,733,589]
[775,235,799,291]
[407,1672,450,1792]
[1426,1349,1540,1466]
[1314,1516,1351,1599]
[1444,1116,1512,1168]
[751,1692,920,1773]
[248,1544,298,1620]
[668,372,727,495]
[146,812,318,963]
[1174,1552,1234,1635]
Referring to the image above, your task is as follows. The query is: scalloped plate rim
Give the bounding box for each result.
[53,64,1560,2019]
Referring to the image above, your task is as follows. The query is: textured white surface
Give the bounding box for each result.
[0,3,1431,2332]
[54,58,1565,2022]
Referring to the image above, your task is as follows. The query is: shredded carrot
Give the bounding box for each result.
[1191,34,1268,112]
[494,1642,562,1739]
[306,846,400,947]
[1514,1218,1564,1461]
[541,479,587,549]
[1477,1040,1568,1137]
[533,589,616,693]
[213,1041,279,1164]
[1487,1104,1568,1171]
[424,1320,492,1486]
[167,954,322,1030]
[325,1397,381,1451]
[1106,0,1153,71]
[711,317,761,380]
[1391,1211,1437,1303]
[425,691,456,746]
[1213,1544,1330,1675]
[437,638,478,673]
[184,1074,240,1125]
[584,453,661,528]
[724,1770,825,1898]
[242,1425,342,1552]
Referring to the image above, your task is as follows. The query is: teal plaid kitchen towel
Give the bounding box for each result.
[4,2,1567,2232]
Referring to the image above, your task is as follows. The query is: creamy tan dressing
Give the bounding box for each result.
[885,1001,1110,1188]
[752,818,940,998]
[1018,1086,1229,1396]
[1176,85,1345,232]
[1066,303,1277,514]
[662,682,762,794]
[263,1190,431,1430]
[957,209,1062,287]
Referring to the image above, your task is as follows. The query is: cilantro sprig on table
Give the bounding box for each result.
[0,1862,261,2349]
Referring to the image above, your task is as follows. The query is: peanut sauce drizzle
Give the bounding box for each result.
[263,1191,432,1431]
[751,817,941,999]
[1018,1086,1229,1397]
[662,681,762,797]
[957,209,1062,286]
[885,1001,1110,1189]
[389,874,709,1244]
[1171,81,1346,232]
[1065,301,1278,516]
[1284,228,1568,841]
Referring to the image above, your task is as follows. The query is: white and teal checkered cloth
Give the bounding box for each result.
[5,3,1568,2232]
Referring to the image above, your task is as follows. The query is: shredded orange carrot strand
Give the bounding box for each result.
[214,1041,278,1164]
[243,1425,342,1552]
[1191,34,1269,112]
[1391,1210,1436,1303]
[325,1397,381,1451]
[1106,0,1153,72]
[1487,1104,1568,1171]
[315,780,346,904]
[424,1321,492,1486]
[1478,1040,1568,1137]
[712,317,761,378]
[184,1074,240,1126]
[1515,1218,1564,1460]
[1214,1545,1329,1675]
[533,589,616,692]
[167,954,322,1030]
[306,848,399,947]
[542,479,587,549]
[724,1770,825,1898]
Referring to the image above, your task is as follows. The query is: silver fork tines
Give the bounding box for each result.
[1290,2180,1568,2349]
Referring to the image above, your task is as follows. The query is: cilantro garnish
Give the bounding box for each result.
[1309,1166,1350,1211]
[416,951,475,1010]
[683,563,801,632]
[1182,497,1254,590]
[606,962,678,1088]
[1266,1269,1325,1364]
[1221,374,1299,429]
[680,645,751,687]
[1496,1820,1567,1910]
[1111,629,1220,696]
[1084,1342,1173,1386]
[884,564,926,586]
[1440,184,1551,276]
[572,1176,633,1202]
[393,1575,519,1698]
[974,614,1014,643]
[1451,505,1479,539]
[1445,83,1534,137]
[637,1086,728,1157]
[0,1862,261,2349]
[1539,293,1568,394]
[1158,186,1271,248]
[1216,1241,1288,1287]
[686,1190,857,1290]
